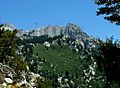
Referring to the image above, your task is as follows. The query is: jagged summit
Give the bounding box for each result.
[0,23,91,40]
[66,23,81,32]
[17,23,89,39]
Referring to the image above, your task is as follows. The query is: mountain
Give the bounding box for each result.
[1,23,119,87]
[0,23,91,40]
[0,23,106,88]
[1,23,96,50]
[15,23,102,88]
[16,23,95,48]
[17,23,90,39]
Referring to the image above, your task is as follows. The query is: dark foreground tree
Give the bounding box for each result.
[96,37,120,87]
[95,0,120,25]
[0,24,27,79]
[0,25,17,64]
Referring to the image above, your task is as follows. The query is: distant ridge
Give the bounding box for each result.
[17,23,89,39]
[0,23,92,41]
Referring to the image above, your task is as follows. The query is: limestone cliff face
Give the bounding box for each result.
[1,23,90,40]
[17,23,85,38]
[64,23,81,38]
[34,23,82,38]
[27,25,63,37]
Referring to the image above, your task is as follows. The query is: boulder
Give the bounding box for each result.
[4,78,13,84]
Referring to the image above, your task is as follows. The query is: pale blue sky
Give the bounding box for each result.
[0,0,120,40]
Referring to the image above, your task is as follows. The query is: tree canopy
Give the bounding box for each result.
[95,0,120,25]
[0,24,27,79]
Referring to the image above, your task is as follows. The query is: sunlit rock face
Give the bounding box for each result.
[0,23,89,39]
[28,25,63,37]
[64,23,81,38]
[14,23,94,50]
[28,23,82,38]
[1,23,94,49]
[16,23,86,38]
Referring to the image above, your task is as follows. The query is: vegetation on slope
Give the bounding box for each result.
[0,25,52,88]
[31,43,105,88]
[1,23,120,87]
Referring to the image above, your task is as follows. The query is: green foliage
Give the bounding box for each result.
[96,37,120,87]
[25,35,48,43]
[0,25,27,80]
[75,48,106,88]
[31,44,106,88]
[20,35,63,44]
[109,81,119,88]
[0,27,17,64]
[33,45,78,74]
[36,77,52,88]
[9,56,27,79]
[95,0,120,25]
[15,28,120,87]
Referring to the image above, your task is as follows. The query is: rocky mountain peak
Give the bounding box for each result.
[64,23,81,38]
[23,23,82,38]
[0,23,91,41]
[66,23,81,32]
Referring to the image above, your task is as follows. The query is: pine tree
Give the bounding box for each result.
[95,0,120,25]
[0,24,27,80]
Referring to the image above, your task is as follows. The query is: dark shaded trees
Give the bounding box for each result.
[96,38,120,87]
[95,0,120,25]
[0,26,17,64]
[36,77,52,88]
[94,1,120,86]
[0,24,27,79]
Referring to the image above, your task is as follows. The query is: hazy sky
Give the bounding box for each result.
[0,0,120,40]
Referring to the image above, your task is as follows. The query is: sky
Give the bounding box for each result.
[0,0,120,40]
